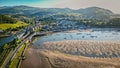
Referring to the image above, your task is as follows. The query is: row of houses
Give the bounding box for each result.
[41,20,88,32]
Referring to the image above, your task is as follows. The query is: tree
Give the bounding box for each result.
[3,44,9,50]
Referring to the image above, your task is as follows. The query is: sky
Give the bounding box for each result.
[0,0,120,14]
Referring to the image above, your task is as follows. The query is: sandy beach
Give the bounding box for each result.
[20,41,120,68]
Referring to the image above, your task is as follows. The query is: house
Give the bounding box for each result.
[110,14,120,19]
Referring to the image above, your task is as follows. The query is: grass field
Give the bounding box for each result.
[0,21,28,30]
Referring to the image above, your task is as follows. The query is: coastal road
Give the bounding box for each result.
[1,38,28,68]
[1,30,50,68]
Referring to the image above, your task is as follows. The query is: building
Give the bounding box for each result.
[110,14,120,19]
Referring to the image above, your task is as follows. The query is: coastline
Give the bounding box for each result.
[20,29,120,68]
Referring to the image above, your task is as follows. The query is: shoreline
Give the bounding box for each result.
[20,30,120,68]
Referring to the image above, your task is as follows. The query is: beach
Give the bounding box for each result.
[20,40,120,68]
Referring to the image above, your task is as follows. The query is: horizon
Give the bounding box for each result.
[0,0,120,14]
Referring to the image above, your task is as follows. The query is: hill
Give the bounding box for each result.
[76,7,113,19]
[0,21,28,30]
[0,15,17,24]
[0,15,28,30]
[0,6,114,19]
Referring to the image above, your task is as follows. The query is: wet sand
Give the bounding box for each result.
[20,43,120,68]
[41,40,120,58]
[20,45,51,68]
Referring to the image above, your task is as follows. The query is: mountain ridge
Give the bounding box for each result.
[0,6,115,20]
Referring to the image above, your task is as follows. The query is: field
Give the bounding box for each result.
[0,21,28,30]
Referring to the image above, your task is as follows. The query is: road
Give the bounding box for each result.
[1,23,46,68]
[1,38,28,68]
[1,31,46,68]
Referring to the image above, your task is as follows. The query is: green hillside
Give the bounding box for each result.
[0,21,28,30]
[0,15,28,30]
[0,15,17,24]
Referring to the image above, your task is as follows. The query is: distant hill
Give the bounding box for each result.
[76,7,113,19]
[0,6,114,19]
[0,6,72,15]
[0,6,40,15]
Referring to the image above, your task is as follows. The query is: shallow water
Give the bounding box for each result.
[0,36,15,46]
[33,31,120,46]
